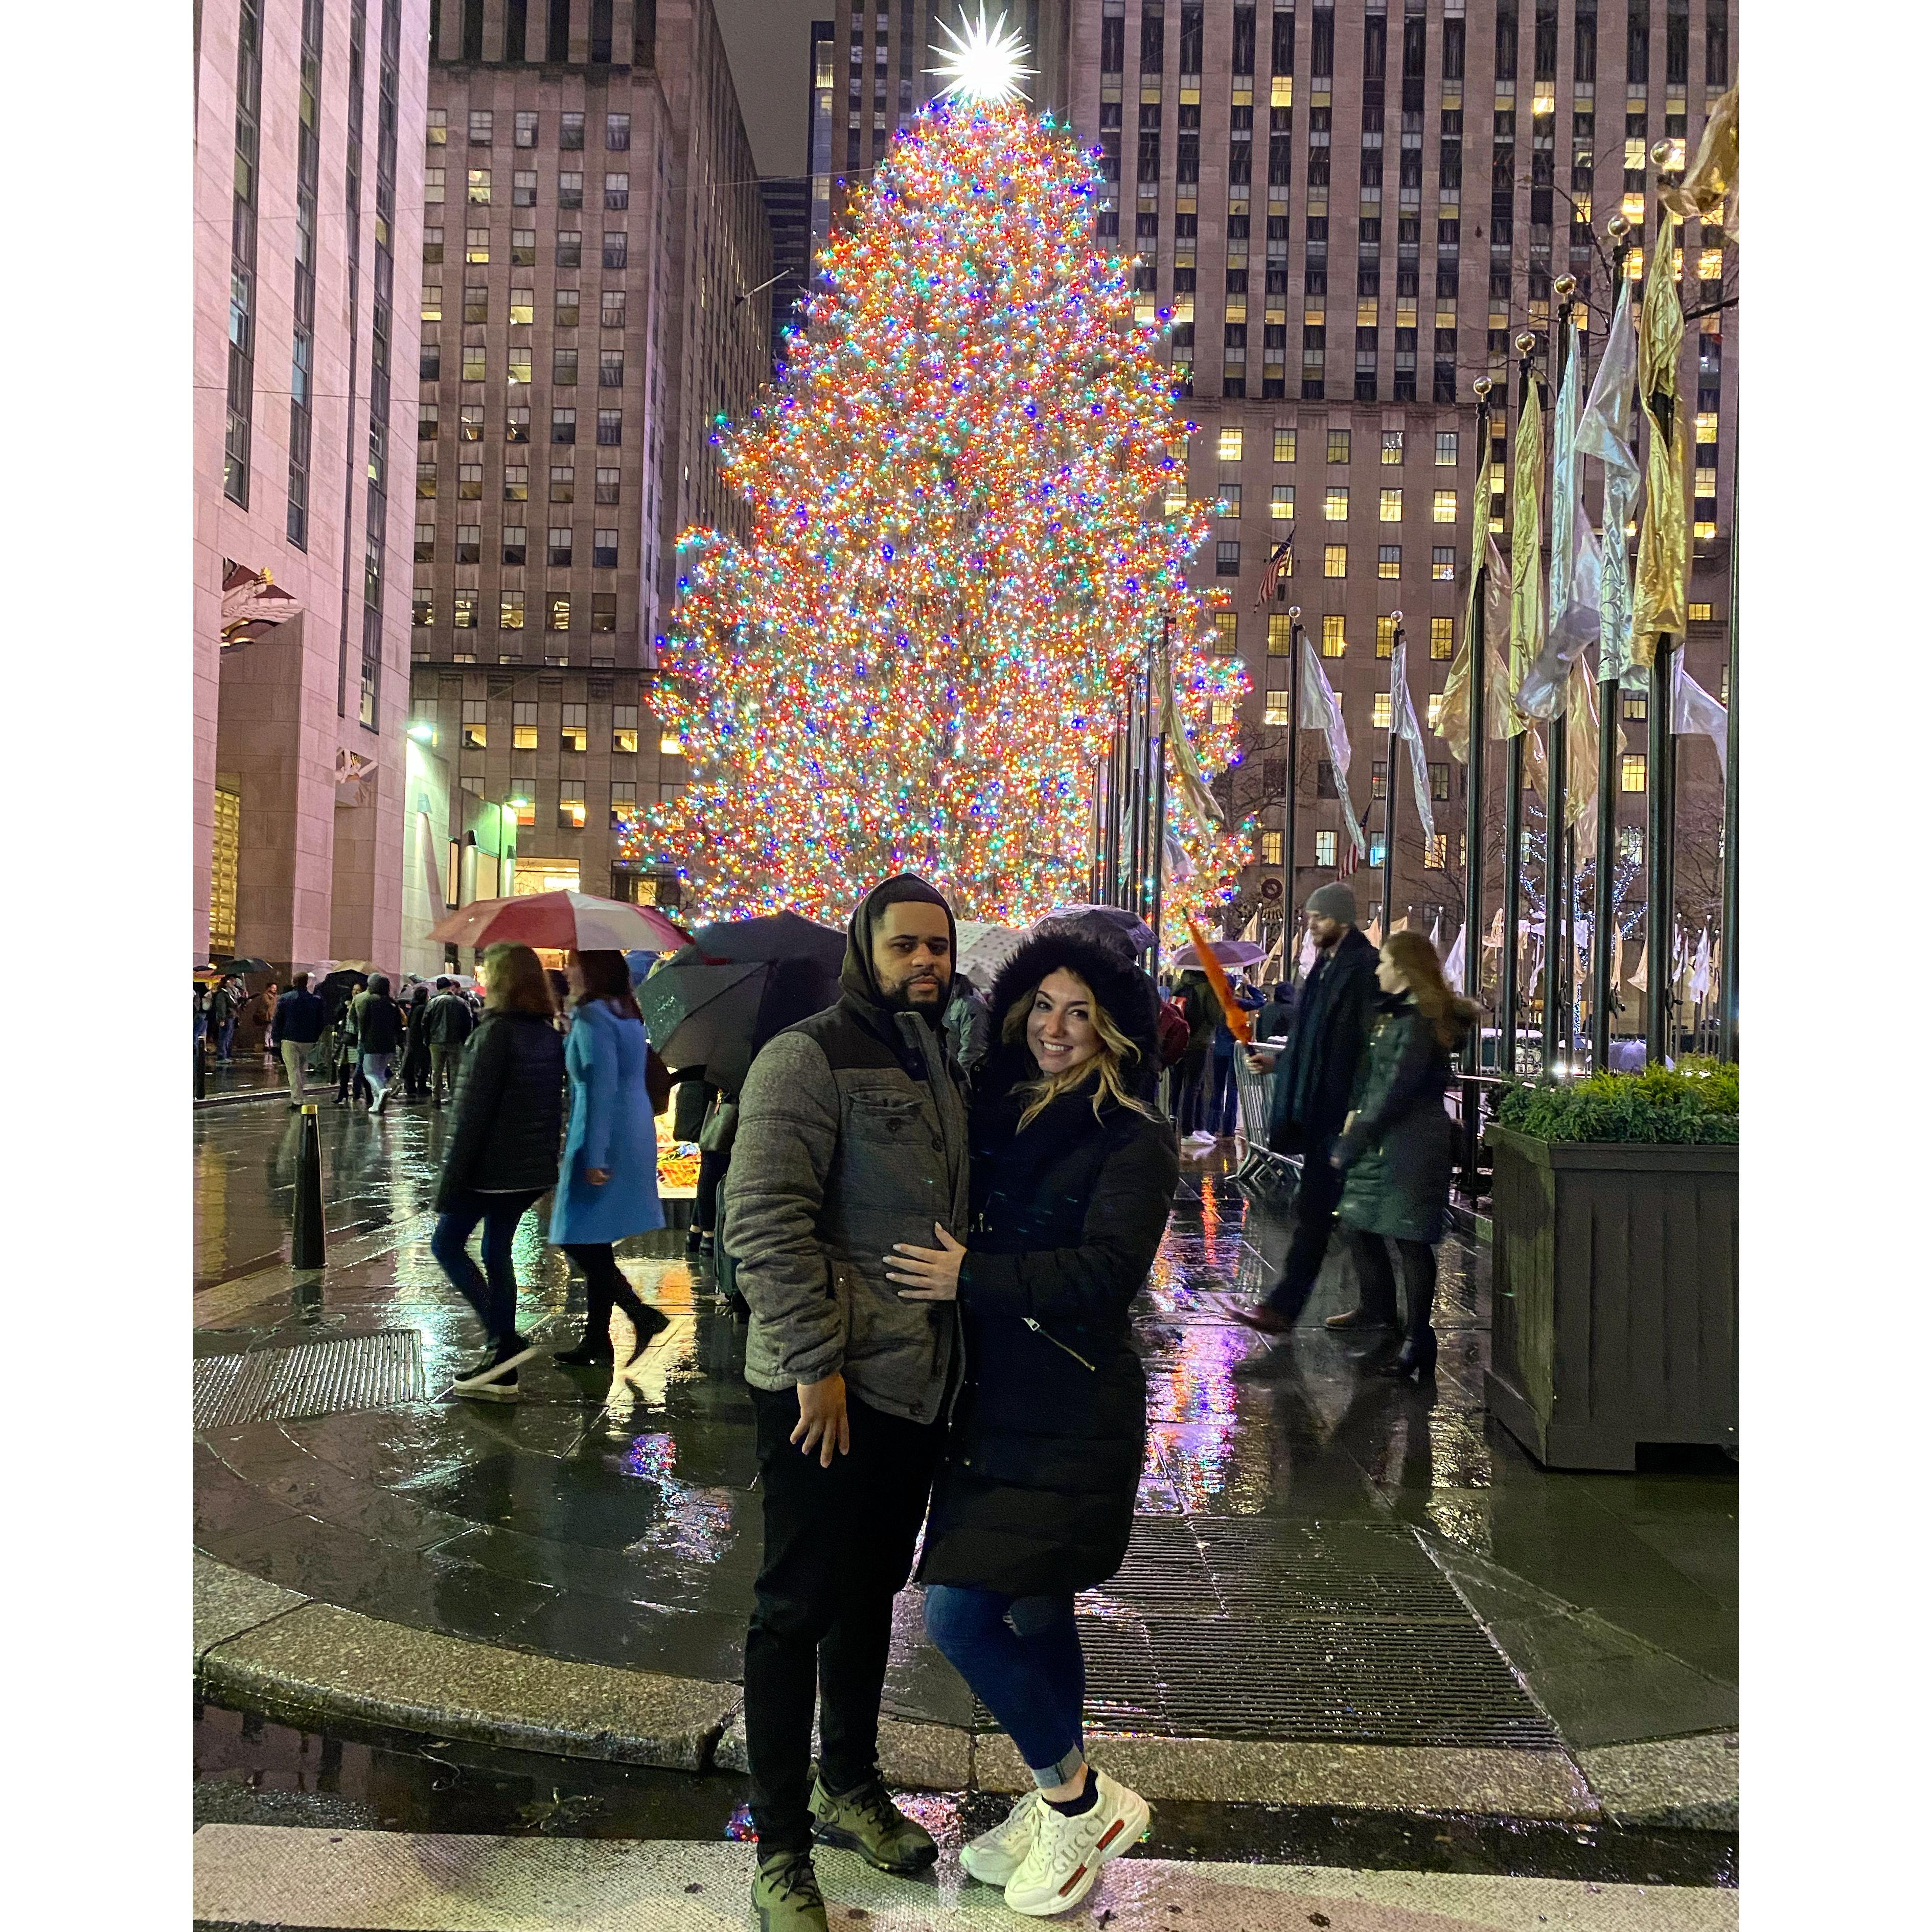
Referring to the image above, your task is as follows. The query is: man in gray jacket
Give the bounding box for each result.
[725,874,970,1932]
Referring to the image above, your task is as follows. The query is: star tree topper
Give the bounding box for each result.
[928,6,1037,105]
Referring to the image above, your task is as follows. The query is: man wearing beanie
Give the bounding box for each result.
[1229,879,1381,1340]
[725,874,971,1931]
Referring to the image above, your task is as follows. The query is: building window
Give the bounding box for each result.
[1268,613,1296,655]
[498,589,524,630]
[596,409,623,445]
[1620,753,1647,792]
[1436,431,1459,466]
[508,346,532,385]
[1328,429,1351,463]
[1212,612,1238,654]
[1622,689,1648,722]
[1315,830,1339,867]
[1216,540,1241,576]
[427,107,447,147]
[423,225,444,264]
[594,467,622,507]
[457,462,482,500]
[515,110,538,148]
[1273,427,1296,462]
[559,170,584,209]
[503,464,529,502]
[419,341,442,380]
[559,786,586,831]
[1372,692,1393,729]
[547,526,573,565]
[1424,833,1449,868]
[599,349,624,386]
[512,168,536,207]
[501,525,527,565]
[561,111,584,150]
[593,529,618,567]
[1371,762,1388,801]
[602,231,627,270]
[1431,616,1454,659]
[462,284,488,324]
[469,108,492,146]
[461,700,488,749]
[1427,692,1444,727]
[553,347,579,386]
[1378,543,1401,578]
[467,167,491,204]
[1262,682,1290,725]
[454,525,480,565]
[604,170,630,209]
[1324,487,1348,519]
[1261,830,1284,865]
[1321,614,1346,656]
[453,589,478,628]
[465,227,489,263]
[592,592,616,633]
[1381,430,1404,465]
[506,406,530,443]
[459,404,484,441]
[1378,487,1402,521]
[1619,826,1644,865]
[1323,543,1347,577]
[411,586,433,625]
[1218,426,1244,461]
[421,283,443,322]
[1432,489,1459,522]
[612,704,638,752]
[1375,615,1398,659]
[416,461,438,499]
[513,702,538,749]
[554,288,580,328]
[550,465,575,503]
[413,524,434,564]
[461,343,487,382]
[606,112,630,151]
[1430,762,1451,801]
[1211,699,1238,726]
[601,289,626,329]
[610,781,637,829]
[1431,546,1455,580]
[1216,484,1242,520]
[1271,484,1295,521]
[552,407,576,443]
[548,592,572,631]
[1688,601,1713,622]
[556,230,581,267]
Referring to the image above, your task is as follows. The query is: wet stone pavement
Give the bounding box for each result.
[193,1091,1736,1791]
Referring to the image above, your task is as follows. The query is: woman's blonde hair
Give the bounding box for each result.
[1001,970,1161,1132]
[480,942,555,1018]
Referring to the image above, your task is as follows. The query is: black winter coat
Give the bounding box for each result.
[917,932,1180,1600]
[1266,925,1379,1153]
[434,1011,566,1209]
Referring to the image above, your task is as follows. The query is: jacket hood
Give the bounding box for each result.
[839,873,957,1017]
[981,929,1164,1105]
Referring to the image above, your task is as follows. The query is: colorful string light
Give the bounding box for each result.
[619,100,1253,929]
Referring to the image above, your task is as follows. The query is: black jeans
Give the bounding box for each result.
[743,1385,944,1855]
[1175,1047,1210,1136]
[1346,1230,1439,1339]
[559,1243,654,1349]
[695,1148,728,1233]
[1263,1134,1347,1322]
[431,1188,546,1341]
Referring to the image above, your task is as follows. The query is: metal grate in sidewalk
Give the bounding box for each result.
[194,1330,425,1432]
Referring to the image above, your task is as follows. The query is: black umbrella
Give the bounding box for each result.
[213,956,273,976]
[317,968,370,1002]
[639,912,845,1097]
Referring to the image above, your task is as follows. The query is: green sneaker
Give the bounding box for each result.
[751,1849,828,1932]
[808,1772,938,1874]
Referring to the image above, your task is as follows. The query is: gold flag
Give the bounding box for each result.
[1523,724,1548,800]
[1565,658,1604,837]
[1632,215,1687,663]
[1507,379,1545,732]
[1436,443,1490,761]
[1661,86,1738,241]
[1158,631,1225,840]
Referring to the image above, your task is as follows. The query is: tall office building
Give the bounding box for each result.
[819,2,1736,929]
[194,0,433,974]
[760,175,813,358]
[409,0,770,912]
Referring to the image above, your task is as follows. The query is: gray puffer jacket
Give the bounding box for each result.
[725,877,971,1426]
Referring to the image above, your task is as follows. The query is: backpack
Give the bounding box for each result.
[1156,998,1192,1069]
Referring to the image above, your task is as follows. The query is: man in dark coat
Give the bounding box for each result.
[724,875,971,1931]
[269,972,327,1109]
[422,977,476,1106]
[1228,881,1380,1335]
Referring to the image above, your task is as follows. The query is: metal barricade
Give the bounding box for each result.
[1231,1043,1298,1196]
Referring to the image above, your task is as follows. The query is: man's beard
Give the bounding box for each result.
[884,974,948,1014]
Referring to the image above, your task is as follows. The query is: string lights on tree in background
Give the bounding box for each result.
[619,90,1252,927]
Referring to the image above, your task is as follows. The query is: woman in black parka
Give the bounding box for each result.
[885,930,1178,1916]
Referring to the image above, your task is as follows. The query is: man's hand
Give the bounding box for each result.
[791,1370,850,1467]
[1245,1046,1278,1074]
[585,1166,611,1186]
[886,1224,967,1301]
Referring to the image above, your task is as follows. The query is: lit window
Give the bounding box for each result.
[1213,612,1238,654]
[1315,830,1338,866]
[610,781,637,829]
[1375,616,1397,658]
[548,592,572,630]
[1218,426,1245,461]
[1218,484,1242,519]
[1433,490,1458,522]
[1216,540,1241,575]
[1267,613,1296,654]
[612,705,638,753]
[1623,690,1648,721]
[559,786,587,831]
[421,283,442,321]
[1163,474,1188,515]
[1432,546,1456,580]
[1621,753,1647,792]
[1371,764,1388,801]
[1321,614,1346,656]
[498,589,524,630]
[461,700,488,749]
[1324,487,1348,519]
[453,588,478,628]
[1378,431,1403,467]
[1211,699,1237,726]
[660,732,684,756]
[416,461,437,499]
[465,227,489,263]
[1431,616,1454,659]
[1424,833,1449,868]
[1328,429,1351,463]
[1372,692,1393,728]
[1263,686,1290,725]
[1323,543,1347,577]
[1694,519,1717,541]
[1427,692,1444,726]
[1271,484,1295,520]
[561,703,589,752]
[411,587,433,626]
[462,344,487,381]
[509,795,535,828]
[427,108,447,147]
[1378,544,1401,578]
[510,288,534,325]
[513,702,538,749]
[1436,431,1459,467]
[1273,427,1296,462]
[467,168,491,204]
[1698,247,1723,280]
[459,404,484,441]
[508,347,532,384]
[1261,829,1284,865]
[1379,488,1402,521]
[1624,247,1645,280]
[1688,602,1713,622]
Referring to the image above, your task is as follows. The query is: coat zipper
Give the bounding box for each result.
[1023,1318,1097,1373]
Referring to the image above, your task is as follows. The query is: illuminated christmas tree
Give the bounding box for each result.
[620,69,1250,927]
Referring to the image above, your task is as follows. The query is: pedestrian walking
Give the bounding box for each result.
[254,982,280,1063]
[1226,881,1379,1339]
[1331,932,1479,1379]
[1171,968,1217,1142]
[891,930,1175,1916]
[209,977,240,1061]
[547,949,672,1368]
[725,875,968,1932]
[422,977,476,1105]
[1209,977,1264,1138]
[1255,980,1296,1043]
[349,974,404,1115]
[400,983,432,1098]
[431,944,566,1404]
[672,1074,725,1260]
[269,973,326,1108]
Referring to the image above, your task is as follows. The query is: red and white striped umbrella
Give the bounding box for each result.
[426,890,688,955]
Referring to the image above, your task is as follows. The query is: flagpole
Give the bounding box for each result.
[1718,493,1739,1062]
[1283,605,1304,974]
[1149,696,1169,975]
[1104,723,1123,908]
[1542,289,1576,1076]
[1500,333,1539,1076]
[1463,378,1493,1070]
[1381,614,1404,940]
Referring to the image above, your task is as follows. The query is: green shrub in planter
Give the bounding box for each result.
[1492,1056,1737,1145]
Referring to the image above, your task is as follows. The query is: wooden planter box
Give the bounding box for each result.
[1484,1126,1737,1472]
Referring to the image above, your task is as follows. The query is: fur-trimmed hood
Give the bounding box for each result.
[980,929,1164,1104]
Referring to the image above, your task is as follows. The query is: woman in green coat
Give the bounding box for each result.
[1330,930,1480,1381]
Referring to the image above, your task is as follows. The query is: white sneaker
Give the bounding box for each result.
[1002,1770,1149,1917]
[959,1790,1041,1887]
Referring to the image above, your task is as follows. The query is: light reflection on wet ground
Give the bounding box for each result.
[194,1110,1737,1754]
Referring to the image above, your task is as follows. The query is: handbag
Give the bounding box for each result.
[645,1043,674,1116]
[696,1096,740,1153]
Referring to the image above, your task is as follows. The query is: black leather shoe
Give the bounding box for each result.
[1325,1307,1393,1331]
[1376,1329,1440,1380]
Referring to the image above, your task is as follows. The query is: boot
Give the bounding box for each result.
[1376,1327,1439,1380]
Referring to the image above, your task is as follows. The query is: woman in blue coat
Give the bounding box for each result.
[549,949,672,1367]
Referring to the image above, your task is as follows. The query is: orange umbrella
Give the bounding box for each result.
[1184,916,1253,1045]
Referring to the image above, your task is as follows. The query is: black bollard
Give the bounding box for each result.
[292,1103,326,1269]
[194,1037,206,1100]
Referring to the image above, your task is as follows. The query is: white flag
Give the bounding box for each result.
[1609,925,1625,991]
[1443,921,1467,994]
[1671,658,1729,777]
[1521,314,1602,718]
[1628,937,1649,993]
[1691,926,1712,1002]
[1298,923,1319,976]
[1365,914,1383,948]
[1299,633,1368,856]
[1429,910,1444,953]
[1576,279,1642,684]
[1390,639,1438,847]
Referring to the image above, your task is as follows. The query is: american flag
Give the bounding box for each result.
[1253,531,1295,609]
[1337,833,1360,880]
